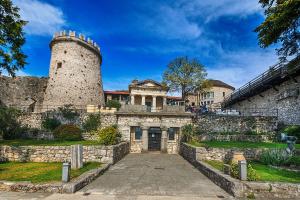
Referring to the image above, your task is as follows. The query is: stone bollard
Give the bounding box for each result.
[62,162,70,182]
[71,145,83,169]
[238,160,247,181]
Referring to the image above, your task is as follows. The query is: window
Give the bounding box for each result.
[223,92,225,97]
[192,102,195,106]
[134,127,142,140]
[57,62,62,69]
[211,92,214,98]
[168,128,178,140]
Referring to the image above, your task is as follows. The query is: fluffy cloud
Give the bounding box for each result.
[207,49,277,88]
[13,0,65,36]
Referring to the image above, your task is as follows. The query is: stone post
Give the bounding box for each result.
[152,96,156,112]
[71,145,83,169]
[62,162,70,182]
[239,160,247,181]
[161,126,168,153]
[141,126,148,152]
[142,95,146,106]
[131,95,135,105]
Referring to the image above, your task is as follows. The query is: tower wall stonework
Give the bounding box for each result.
[42,31,104,109]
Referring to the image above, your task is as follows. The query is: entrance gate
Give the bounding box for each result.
[148,127,161,151]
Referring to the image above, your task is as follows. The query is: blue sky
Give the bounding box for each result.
[11,0,278,91]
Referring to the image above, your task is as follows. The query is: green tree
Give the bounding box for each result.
[163,56,207,103]
[255,0,300,64]
[0,0,27,76]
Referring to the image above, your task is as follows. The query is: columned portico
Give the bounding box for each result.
[141,95,146,105]
[130,95,135,105]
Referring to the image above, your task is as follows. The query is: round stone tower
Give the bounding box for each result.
[42,30,104,110]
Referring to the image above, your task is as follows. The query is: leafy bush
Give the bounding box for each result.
[181,124,196,142]
[93,126,121,145]
[0,106,24,139]
[53,124,82,141]
[58,104,79,122]
[42,117,61,131]
[106,100,121,110]
[230,163,259,181]
[82,114,101,132]
[259,149,292,166]
[283,125,300,143]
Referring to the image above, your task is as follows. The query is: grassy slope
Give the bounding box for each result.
[203,160,300,183]
[0,162,101,183]
[0,140,103,146]
[188,141,300,149]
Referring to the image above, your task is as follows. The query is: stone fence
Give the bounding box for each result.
[196,134,273,142]
[180,143,263,163]
[0,142,129,164]
[180,143,300,199]
[194,115,277,134]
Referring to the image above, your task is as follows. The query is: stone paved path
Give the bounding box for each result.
[80,153,231,199]
[0,153,233,200]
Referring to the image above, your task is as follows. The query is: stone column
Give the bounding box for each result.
[141,126,148,152]
[141,95,146,106]
[163,97,167,106]
[131,95,135,105]
[152,96,157,112]
[161,126,168,153]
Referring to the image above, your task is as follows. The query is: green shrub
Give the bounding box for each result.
[283,125,300,143]
[0,106,23,139]
[230,163,259,181]
[106,100,121,110]
[93,126,121,145]
[58,104,79,122]
[42,117,61,131]
[259,149,292,166]
[82,114,101,132]
[181,124,195,142]
[53,124,82,141]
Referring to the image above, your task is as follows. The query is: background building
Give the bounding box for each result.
[187,80,235,109]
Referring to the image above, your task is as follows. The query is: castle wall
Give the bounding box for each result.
[42,32,104,109]
[226,75,300,125]
[0,76,48,112]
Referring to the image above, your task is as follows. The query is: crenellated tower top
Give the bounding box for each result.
[50,30,101,56]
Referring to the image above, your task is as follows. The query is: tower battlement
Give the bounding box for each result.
[51,30,101,54]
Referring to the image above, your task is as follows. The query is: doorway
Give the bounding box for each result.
[148,127,161,151]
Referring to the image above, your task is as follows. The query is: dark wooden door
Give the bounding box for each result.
[148,128,161,151]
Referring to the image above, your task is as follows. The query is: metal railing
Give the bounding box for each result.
[222,62,300,107]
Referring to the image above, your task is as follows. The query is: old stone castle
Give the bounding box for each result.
[0,30,299,154]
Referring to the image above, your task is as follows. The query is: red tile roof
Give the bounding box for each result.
[104,90,129,95]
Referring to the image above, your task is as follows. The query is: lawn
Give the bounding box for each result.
[0,162,101,183]
[203,160,300,183]
[188,141,300,149]
[0,139,103,146]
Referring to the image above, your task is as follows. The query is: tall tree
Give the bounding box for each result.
[0,0,27,77]
[163,56,207,103]
[255,0,300,64]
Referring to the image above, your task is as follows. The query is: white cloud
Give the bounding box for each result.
[207,49,277,88]
[2,69,31,77]
[14,0,65,36]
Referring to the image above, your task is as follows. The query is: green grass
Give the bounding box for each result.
[0,139,103,146]
[0,162,101,183]
[188,141,300,149]
[203,160,300,183]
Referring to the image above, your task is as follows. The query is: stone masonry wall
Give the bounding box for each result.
[227,75,300,125]
[0,142,129,164]
[194,115,277,134]
[0,76,48,112]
